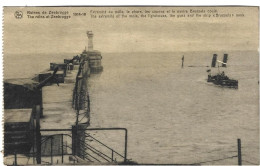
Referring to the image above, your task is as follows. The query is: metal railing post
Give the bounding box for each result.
[237,139,242,166]
[61,134,64,163]
[36,106,41,164]
[51,136,53,165]
[14,152,17,166]
[72,126,77,155]
[124,129,128,163]
[111,150,114,162]
[32,127,35,164]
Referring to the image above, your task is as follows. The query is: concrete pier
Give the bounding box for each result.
[4,56,92,165]
[3,31,108,165]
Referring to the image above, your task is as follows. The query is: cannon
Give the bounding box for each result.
[64,55,80,64]
[35,67,60,89]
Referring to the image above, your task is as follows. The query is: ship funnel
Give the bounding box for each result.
[222,54,228,67]
[211,54,218,67]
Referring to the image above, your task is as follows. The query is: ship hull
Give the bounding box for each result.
[208,75,238,89]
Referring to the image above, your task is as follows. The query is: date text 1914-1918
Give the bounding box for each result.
[73,12,87,16]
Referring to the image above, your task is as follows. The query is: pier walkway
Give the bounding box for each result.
[41,69,79,130]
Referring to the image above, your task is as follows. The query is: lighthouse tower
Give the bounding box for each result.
[81,31,103,73]
[87,31,94,51]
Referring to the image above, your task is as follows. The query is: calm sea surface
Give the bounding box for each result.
[4,51,259,164]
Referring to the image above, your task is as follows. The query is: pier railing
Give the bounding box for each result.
[6,132,254,165]
[72,60,90,125]
[36,127,128,164]
[4,131,73,165]
[6,127,127,165]
[83,132,126,162]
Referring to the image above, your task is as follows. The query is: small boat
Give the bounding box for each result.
[207,71,238,89]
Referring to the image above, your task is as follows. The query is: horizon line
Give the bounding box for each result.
[4,49,259,55]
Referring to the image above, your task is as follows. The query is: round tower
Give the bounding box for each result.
[86,31,94,51]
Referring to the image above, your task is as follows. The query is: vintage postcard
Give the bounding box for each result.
[2,6,259,165]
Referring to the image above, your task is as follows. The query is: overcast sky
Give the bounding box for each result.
[4,7,259,54]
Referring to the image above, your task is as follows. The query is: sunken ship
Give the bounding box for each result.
[207,53,238,89]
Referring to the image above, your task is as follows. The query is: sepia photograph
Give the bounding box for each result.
[2,6,259,165]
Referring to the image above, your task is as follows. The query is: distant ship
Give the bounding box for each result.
[207,54,238,89]
[207,71,238,89]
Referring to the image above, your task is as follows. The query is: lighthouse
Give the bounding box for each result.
[87,31,94,51]
[81,31,103,73]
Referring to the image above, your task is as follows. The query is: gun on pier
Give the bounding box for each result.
[35,67,59,89]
